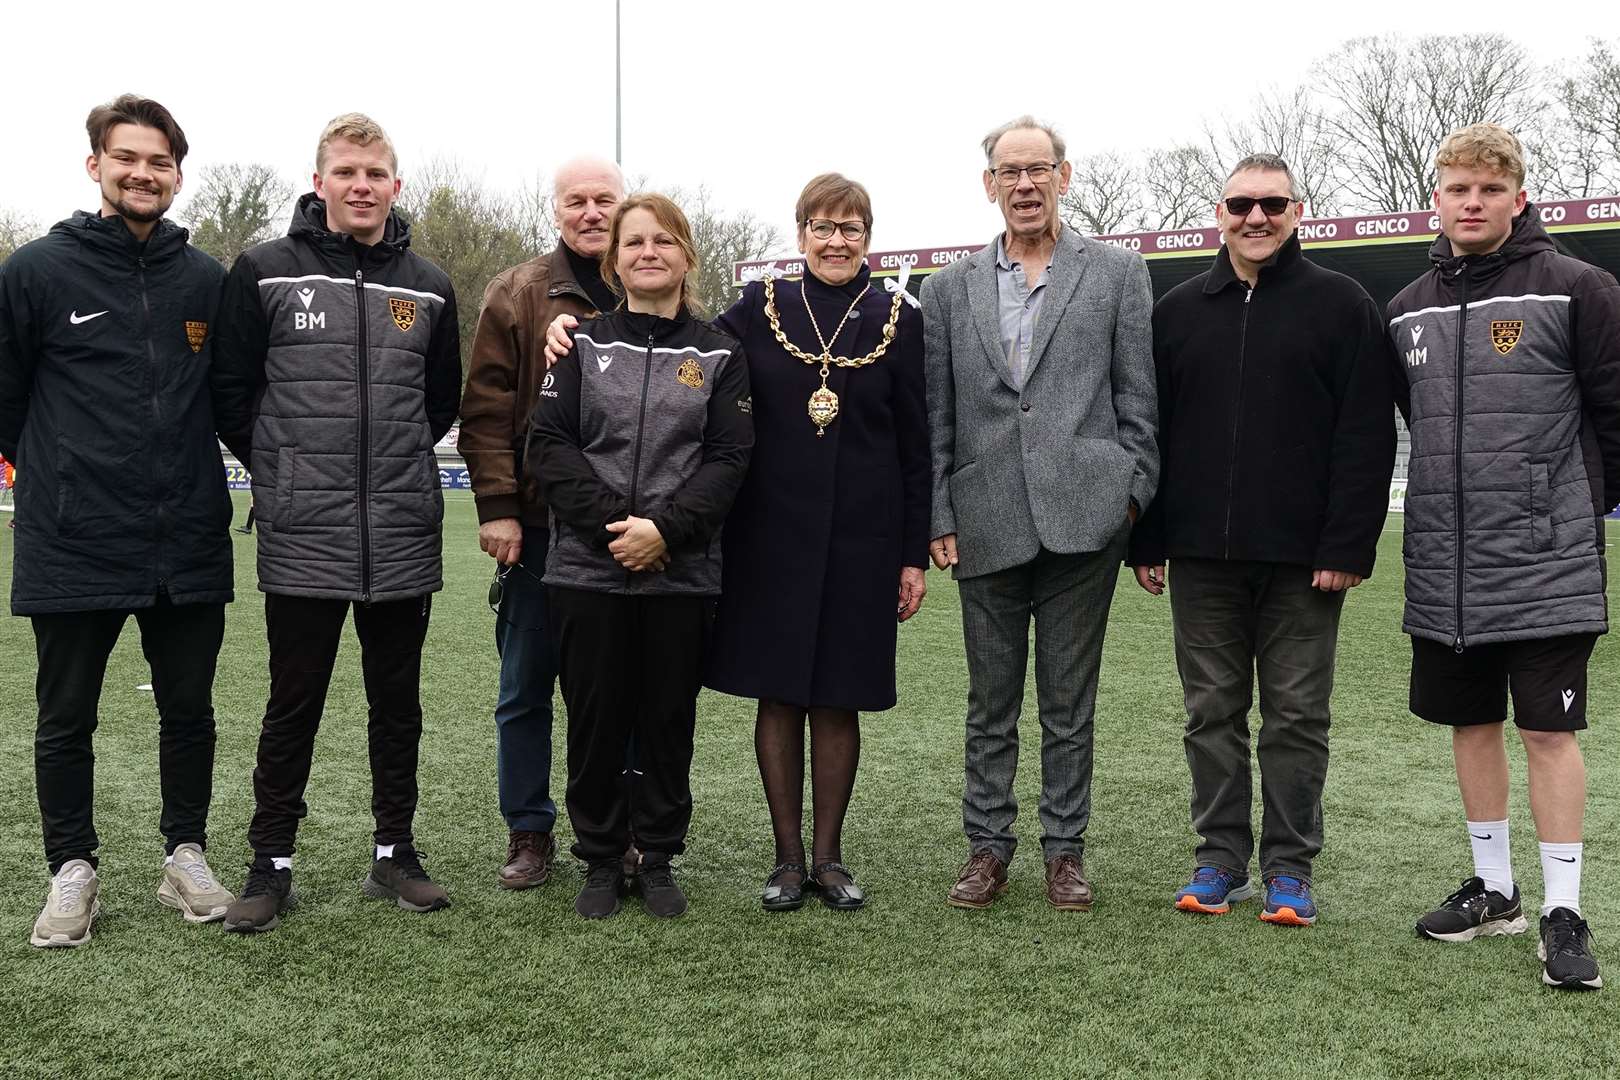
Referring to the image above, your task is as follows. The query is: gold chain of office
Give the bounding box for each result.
[763,275,905,436]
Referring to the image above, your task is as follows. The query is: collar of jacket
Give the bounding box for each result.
[802,261,872,301]
[288,191,411,261]
[1428,202,1555,279]
[619,303,694,342]
[62,210,188,262]
[546,243,598,304]
[1204,231,1303,295]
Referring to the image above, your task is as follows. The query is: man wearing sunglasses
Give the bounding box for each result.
[924,116,1158,911]
[460,157,624,890]
[1129,154,1394,927]
[1389,124,1619,991]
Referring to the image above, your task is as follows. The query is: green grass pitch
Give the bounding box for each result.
[1,494,1616,1078]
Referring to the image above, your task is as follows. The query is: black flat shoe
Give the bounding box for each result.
[810,861,866,911]
[762,862,807,912]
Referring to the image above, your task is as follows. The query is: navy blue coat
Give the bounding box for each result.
[0,213,231,614]
[704,265,929,711]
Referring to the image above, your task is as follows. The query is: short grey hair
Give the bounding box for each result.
[981,115,1067,165]
[1225,153,1300,201]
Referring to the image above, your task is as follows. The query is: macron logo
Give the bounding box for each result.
[597,356,613,373]
[69,310,108,325]
[296,287,316,310]
[1411,324,1424,346]
[1562,688,1576,713]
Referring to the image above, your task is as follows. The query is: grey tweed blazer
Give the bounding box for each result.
[921,226,1158,580]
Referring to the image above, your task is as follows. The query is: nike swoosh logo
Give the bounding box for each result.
[1470,833,1493,840]
[70,310,109,325]
[596,357,613,373]
[1552,856,1578,863]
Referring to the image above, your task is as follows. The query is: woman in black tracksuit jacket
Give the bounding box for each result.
[528,194,752,919]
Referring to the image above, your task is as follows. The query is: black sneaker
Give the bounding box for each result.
[1416,877,1528,942]
[575,860,626,919]
[223,860,295,933]
[638,856,687,918]
[1539,907,1602,990]
[362,846,450,912]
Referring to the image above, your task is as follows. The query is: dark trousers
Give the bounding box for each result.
[493,528,559,832]
[247,593,431,857]
[32,599,225,873]
[957,538,1124,865]
[1170,559,1345,883]
[549,587,711,862]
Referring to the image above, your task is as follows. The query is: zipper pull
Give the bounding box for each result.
[1244,287,1253,303]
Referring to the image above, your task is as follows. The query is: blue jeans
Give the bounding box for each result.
[494,527,559,833]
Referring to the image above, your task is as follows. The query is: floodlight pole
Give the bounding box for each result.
[615,0,622,166]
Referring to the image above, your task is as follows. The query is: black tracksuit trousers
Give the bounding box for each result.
[246,592,431,858]
[549,587,712,862]
[31,598,225,873]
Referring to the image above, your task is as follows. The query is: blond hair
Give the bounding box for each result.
[316,112,397,173]
[601,193,703,314]
[1436,123,1525,189]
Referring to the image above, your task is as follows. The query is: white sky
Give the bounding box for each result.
[0,0,1603,254]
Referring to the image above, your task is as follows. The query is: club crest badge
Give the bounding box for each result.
[1490,320,1523,355]
[184,321,207,353]
[389,297,417,332]
[676,357,704,388]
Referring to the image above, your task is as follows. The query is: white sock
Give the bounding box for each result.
[164,854,174,866]
[1467,819,1513,897]
[376,844,395,860]
[271,856,292,871]
[1540,842,1583,916]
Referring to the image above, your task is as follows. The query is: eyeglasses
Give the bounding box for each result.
[1223,196,1295,217]
[805,218,868,241]
[991,162,1059,186]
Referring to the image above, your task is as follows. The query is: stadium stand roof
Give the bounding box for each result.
[735,196,1620,308]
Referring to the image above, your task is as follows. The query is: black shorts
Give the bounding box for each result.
[1410,633,1598,732]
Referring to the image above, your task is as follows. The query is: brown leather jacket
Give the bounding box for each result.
[459,246,601,525]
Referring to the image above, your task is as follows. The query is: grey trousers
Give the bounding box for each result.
[959,537,1124,865]
[1169,558,1345,883]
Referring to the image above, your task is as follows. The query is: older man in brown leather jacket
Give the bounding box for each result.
[458,157,623,889]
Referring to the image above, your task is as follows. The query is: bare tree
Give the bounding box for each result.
[511,174,559,260]
[1134,144,1221,231]
[1541,38,1620,198]
[1204,85,1344,216]
[1059,152,1141,234]
[0,207,40,263]
[179,163,294,267]
[1316,34,1541,212]
[397,158,531,374]
[663,185,783,315]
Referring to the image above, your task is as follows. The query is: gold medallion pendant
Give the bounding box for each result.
[808,377,840,435]
[764,276,904,437]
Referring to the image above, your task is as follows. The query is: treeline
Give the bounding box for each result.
[0,161,780,371]
[1059,34,1620,234]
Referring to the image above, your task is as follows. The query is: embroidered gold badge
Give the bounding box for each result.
[184,321,207,353]
[676,357,704,388]
[1490,320,1523,355]
[389,297,417,332]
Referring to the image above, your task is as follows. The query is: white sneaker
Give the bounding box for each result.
[31,860,100,948]
[157,844,234,923]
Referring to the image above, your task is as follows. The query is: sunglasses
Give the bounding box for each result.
[1223,196,1295,217]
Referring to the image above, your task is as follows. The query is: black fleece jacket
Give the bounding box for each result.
[1129,234,1396,576]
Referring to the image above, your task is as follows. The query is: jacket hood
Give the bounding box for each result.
[1429,202,1555,274]
[53,210,189,261]
[288,191,412,253]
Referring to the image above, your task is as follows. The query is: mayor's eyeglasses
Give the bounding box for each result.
[805,218,868,241]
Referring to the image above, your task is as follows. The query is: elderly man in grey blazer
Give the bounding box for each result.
[923,115,1158,911]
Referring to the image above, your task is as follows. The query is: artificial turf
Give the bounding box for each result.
[1,494,1616,1079]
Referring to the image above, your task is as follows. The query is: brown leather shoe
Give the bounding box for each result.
[498,830,554,890]
[622,843,641,880]
[947,849,1008,909]
[1045,853,1093,911]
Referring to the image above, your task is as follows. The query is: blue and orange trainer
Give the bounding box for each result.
[1173,866,1254,914]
